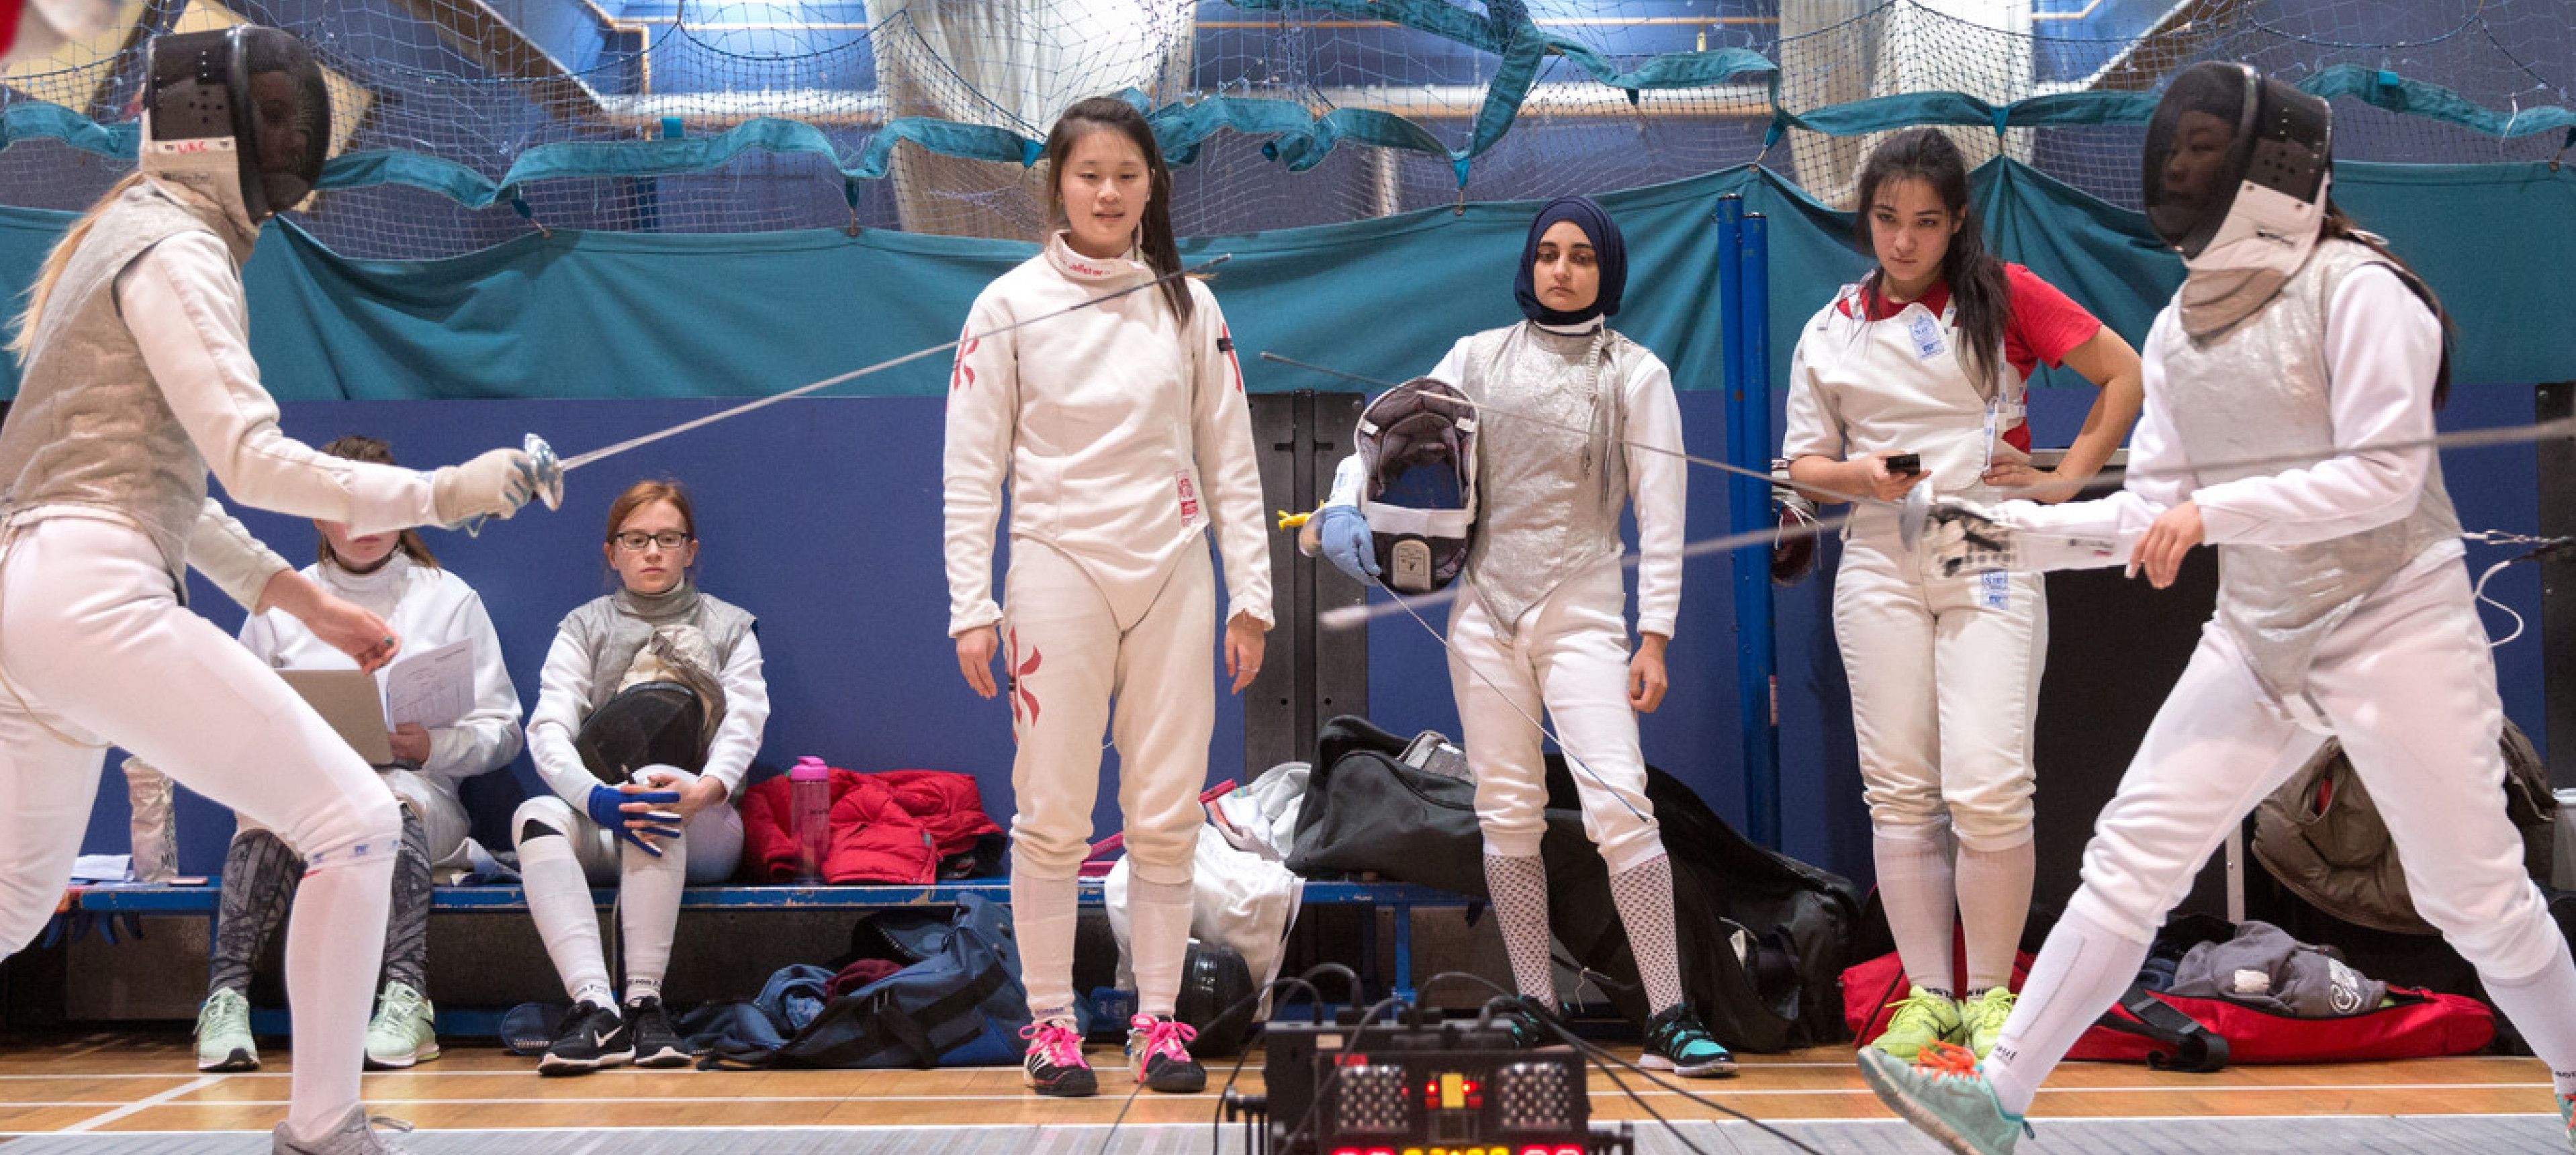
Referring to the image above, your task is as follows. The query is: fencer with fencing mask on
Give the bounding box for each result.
[1859,62,2576,1155]
[0,26,552,1155]
[1315,196,1733,1077]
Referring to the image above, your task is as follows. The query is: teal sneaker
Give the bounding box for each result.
[1857,1041,2029,1155]
[1871,985,1963,1060]
[196,987,258,1072]
[363,980,440,1070]
[2557,1093,2573,1151]
[1487,997,1555,1049]
[1641,1005,1736,1078]
[1958,987,2017,1059]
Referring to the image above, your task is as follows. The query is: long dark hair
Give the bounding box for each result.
[317,435,438,569]
[2319,201,2454,407]
[1041,96,1192,325]
[1853,128,2011,394]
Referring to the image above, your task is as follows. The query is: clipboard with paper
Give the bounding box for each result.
[383,639,475,729]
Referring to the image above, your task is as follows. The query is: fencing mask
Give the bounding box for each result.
[1352,377,1479,594]
[142,27,330,229]
[2143,62,2332,334]
[574,682,706,786]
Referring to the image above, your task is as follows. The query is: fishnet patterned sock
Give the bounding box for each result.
[1483,854,1555,1006]
[208,830,302,997]
[1608,854,1686,1017]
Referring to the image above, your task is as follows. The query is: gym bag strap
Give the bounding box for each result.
[2091,984,2232,1073]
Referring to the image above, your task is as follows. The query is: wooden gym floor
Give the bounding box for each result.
[0,1033,2561,1152]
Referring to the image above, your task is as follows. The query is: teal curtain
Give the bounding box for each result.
[0,158,2566,403]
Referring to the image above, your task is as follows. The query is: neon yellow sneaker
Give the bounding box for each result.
[1871,986,1963,1060]
[1958,987,2017,1059]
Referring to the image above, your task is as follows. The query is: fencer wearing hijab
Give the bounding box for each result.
[0,26,550,1155]
[1316,197,1732,1076]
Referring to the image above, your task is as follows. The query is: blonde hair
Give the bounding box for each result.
[8,171,147,359]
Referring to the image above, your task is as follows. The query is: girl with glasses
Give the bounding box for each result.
[513,478,768,1075]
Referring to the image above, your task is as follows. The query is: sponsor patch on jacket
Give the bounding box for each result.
[1177,471,1201,526]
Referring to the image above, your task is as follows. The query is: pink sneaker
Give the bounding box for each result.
[1019,1020,1095,1098]
[1125,1014,1205,1093]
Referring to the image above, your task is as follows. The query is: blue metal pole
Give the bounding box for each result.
[1712,196,1765,839]
[1737,213,1780,849]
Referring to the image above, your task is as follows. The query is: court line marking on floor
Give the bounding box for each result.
[56,1075,226,1134]
[0,1057,2548,1078]
[44,1080,2558,1108]
[1,1113,2558,1137]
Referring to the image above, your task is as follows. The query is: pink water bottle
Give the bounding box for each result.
[789,757,832,884]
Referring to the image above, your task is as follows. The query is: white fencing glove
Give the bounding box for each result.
[1921,498,2119,578]
[432,434,563,532]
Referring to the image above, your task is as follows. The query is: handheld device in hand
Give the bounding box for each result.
[1886,452,1923,476]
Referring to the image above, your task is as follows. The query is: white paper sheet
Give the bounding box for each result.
[384,639,475,729]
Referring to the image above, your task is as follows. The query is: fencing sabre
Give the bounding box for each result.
[556,255,1234,473]
[1264,350,1830,829]
[1260,350,2576,628]
[453,256,1234,535]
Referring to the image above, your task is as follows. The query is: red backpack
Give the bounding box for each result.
[1841,934,2493,1070]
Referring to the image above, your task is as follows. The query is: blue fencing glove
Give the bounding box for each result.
[588,784,683,856]
[1318,504,1379,581]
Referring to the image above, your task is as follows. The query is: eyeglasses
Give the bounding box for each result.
[612,530,693,552]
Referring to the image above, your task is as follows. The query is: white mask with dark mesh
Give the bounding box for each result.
[1352,377,1480,594]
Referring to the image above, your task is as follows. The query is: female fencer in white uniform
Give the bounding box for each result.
[944,95,1271,1099]
[1860,63,2576,1155]
[1781,126,2142,1061]
[0,27,548,1155]
[1318,195,1734,1076]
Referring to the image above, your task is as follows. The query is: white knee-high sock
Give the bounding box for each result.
[619,835,688,1005]
[282,853,394,1140]
[1956,837,2036,994]
[1484,854,1557,1006]
[519,835,611,1009]
[1128,876,1195,1019]
[1874,829,1959,998]
[1013,868,1080,1023]
[2483,938,2576,1097]
[1984,905,2152,1117]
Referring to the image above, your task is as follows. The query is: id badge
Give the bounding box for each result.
[1908,312,1945,361]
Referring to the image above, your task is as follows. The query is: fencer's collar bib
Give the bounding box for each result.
[140,175,257,263]
[616,579,700,627]
[1536,316,1606,337]
[322,549,410,595]
[1044,232,1150,285]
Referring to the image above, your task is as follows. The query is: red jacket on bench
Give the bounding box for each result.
[739,766,1003,884]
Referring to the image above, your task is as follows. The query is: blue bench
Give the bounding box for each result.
[68,878,1471,1035]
